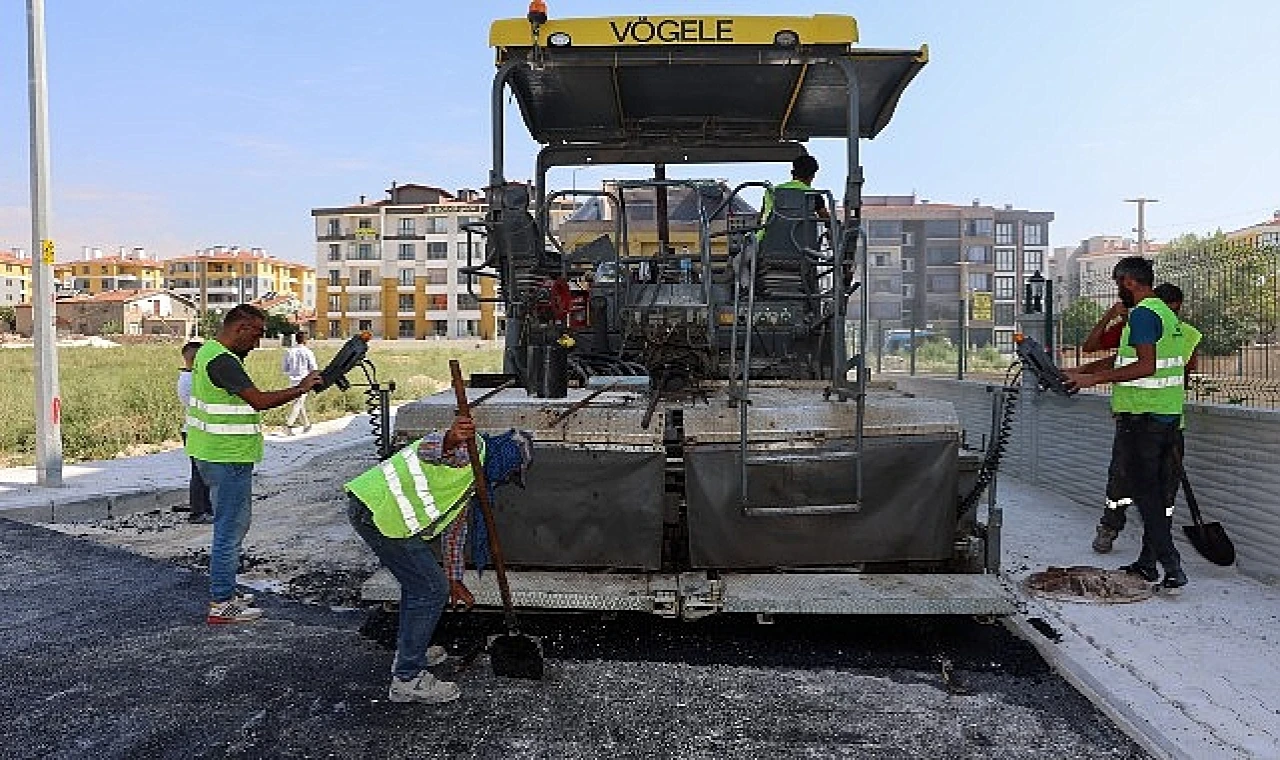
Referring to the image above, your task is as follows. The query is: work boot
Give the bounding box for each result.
[388,672,460,704]
[1117,563,1158,583]
[1158,568,1188,596]
[1092,525,1119,554]
[208,598,263,624]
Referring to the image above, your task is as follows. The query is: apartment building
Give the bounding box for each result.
[165,247,315,313]
[54,247,165,295]
[1058,235,1166,304]
[312,183,500,340]
[1,248,33,308]
[1227,211,1280,247]
[862,196,1054,352]
[14,289,198,338]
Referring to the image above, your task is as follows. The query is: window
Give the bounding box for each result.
[457,242,480,261]
[358,218,373,229]
[967,272,992,292]
[926,301,960,320]
[456,270,474,285]
[901,283,915,299]
[327,219,340,236]
[426,242,449,260]
[1023,250,1043,274]
[357,294,373,311]
[926,246,959,266]
[328,270,340,287]
[923,219,960,239]
[433,321,449,337]
[398,218,416,236]
[357,270,373,287]
[966,219,994,237]
[357,243,374,260]
[425,217,449,234]
[327,294,340,312]
[867,220,902,241]
[328,244,341,262]
[994,276,1015,300]
[1024,223,1044,246]
[995,248,1016,272]
[871,277,898,294]
[457,293,479,310]
[869,302,900,320]
[994,303,1016,325]
[426,269,448,285]
[995,222,1015,245]
[901,257,915,273]
[926,274,959,293]
[901,231,915,247]
[398,269,414,287]
[398,294,416,311]
[399,320,416,338]
[965,245,991,264]
[398,243,415,261]
[871,252,892,268]
[993,328,1014,351]
[427,294,448,311]
[358,319,373,332]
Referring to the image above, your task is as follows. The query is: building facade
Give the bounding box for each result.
[14,289,198,338]
[54,247,165,295]
[1,248,33,308]
[165,247,315,314]
[312,184,500,340]
[862,196,1054,352]
[1227,211,1280,247]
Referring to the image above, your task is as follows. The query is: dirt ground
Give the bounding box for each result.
[42,446,383,607]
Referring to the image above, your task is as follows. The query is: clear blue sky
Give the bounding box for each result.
[2,1,1277,265]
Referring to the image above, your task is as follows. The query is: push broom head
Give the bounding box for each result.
[489,632,544,680]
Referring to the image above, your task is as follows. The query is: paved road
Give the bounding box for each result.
[0,519,1146,759]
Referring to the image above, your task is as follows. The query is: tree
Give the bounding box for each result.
[265,313,297,338]
[199,309,223,339]
[0,305,15,332]
[1060,298,1104,347]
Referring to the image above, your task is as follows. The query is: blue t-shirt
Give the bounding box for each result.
[1125,305,1178,423]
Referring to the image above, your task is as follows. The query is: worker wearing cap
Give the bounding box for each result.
[759,154,830,231]
[345,419,534,705]
[1065,257,1188,594]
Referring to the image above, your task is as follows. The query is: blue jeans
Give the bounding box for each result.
[347,495,449,681]
[195,460,255,603]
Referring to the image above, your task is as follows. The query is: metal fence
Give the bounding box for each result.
[870,241,1280,409]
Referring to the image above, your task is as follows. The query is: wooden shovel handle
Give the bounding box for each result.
[449,360,518,628]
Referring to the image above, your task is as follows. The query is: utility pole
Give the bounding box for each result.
[1125,197,1159,257]
[27,0,63,486]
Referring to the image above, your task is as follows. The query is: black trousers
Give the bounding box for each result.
[1109,414,1182,573]
[1102,427,1183,531]
[180,432,213,518]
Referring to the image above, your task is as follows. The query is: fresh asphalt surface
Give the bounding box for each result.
[0,518,1147,759]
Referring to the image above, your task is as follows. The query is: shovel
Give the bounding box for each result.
[1174,447,1235,567]
[449,360,544,680]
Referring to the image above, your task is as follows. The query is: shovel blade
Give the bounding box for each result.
[490,633,544,680]
[1184,522,1236,567]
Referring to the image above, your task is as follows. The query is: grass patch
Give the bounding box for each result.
[0,341,503,467]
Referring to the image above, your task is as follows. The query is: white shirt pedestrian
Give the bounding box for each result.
[283,333,318,433]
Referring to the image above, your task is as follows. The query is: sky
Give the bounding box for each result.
[1,1,1278,266]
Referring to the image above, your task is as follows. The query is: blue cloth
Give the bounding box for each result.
[195,460,254,602]
[347,495,448,680]
[468,430,535,575]
[1126,305,1162,346]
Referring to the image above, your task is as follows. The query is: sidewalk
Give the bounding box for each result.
[999,475,1280,760]
[0,414,380,521]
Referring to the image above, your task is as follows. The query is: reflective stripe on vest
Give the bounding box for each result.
[1111,298,1186,415]
[185,340,264,463]
[345,437,485,539]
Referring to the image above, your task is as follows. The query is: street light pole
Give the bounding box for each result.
[1125,197,1159,257]
[27,0,63,486]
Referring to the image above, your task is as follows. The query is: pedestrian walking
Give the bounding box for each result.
[282,331,319,434]
[186,304,322,624]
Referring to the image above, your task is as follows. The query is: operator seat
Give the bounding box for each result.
[487,183,549,270]
[754,187,823,304]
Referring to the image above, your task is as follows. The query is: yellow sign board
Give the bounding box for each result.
[41,239,55,265]
[490,15,859,48]
[971,292,993,322]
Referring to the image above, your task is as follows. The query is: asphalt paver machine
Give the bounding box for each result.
[369,12,1015,619]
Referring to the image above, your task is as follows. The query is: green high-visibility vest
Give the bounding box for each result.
[1111,297,1185,416]
[185,340,263,463]
[345,437,486,539]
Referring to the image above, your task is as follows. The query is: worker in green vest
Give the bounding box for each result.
[759,154,830,229]
[187,304,321,624]
[1084,283,1201,555]
[1065,257,1188,593]
[345,419,534,704]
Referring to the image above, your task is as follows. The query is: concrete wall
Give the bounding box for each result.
[896,376,1280,584]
